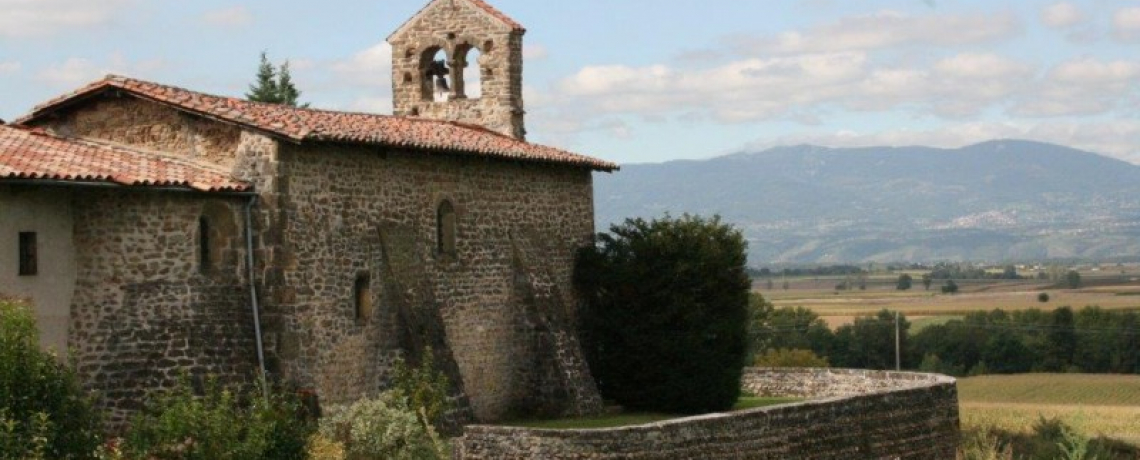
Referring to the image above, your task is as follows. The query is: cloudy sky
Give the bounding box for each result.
[1,0,1138,164]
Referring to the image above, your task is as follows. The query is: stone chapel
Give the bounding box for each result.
[0,0,612,426]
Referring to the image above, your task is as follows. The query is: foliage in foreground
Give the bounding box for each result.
[310,348,452,459]
[315,392,448,460]
[576,215,751,414]
[0,299,102,459]
[390,346,453,430]
[123,377,314,460]
[959,417,1139,460]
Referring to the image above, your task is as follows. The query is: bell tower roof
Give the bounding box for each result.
[388,0,525,42]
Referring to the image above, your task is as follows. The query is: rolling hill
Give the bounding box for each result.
[595,140,1140,264]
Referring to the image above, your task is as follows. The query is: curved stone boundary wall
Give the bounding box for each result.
[454,368,959,459]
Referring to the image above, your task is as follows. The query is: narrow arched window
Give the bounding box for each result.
[437,200,457,257]
[355,272,372,323]
[198,217,211,273]
[454,44,483,100]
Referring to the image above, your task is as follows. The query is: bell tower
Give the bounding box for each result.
[388,0,527,140]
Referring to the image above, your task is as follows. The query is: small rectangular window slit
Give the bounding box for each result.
[18,232,37,276]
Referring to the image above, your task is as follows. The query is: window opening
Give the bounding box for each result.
[198,217,211,273]
[355,272,373,322]
[437,200,457,257]
[461,46,484,99]
[18,232,37,276]
[423,47,450,102]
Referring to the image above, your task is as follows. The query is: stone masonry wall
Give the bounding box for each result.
[266,142,601,421]
[455,368,960,459]
[69,190,258,428]
[45,96,245,169]
[390,0,526,139]
[32,97,277,428]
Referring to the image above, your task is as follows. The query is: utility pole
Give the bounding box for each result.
[894,310,901,371]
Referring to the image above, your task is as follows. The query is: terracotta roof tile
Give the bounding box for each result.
[0,124,251,192]
[19,75,616,171]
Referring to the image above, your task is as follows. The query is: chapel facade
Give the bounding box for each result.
[1,0,611,426]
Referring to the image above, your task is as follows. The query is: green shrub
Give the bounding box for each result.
[576,214,751,414]
[753,349,829,368]
[391,347,453,429]
[0,299,102,459]
[318,392,447,460]
[123,376,313,460]
[960,418,1136,460]
[958,427,1013,460]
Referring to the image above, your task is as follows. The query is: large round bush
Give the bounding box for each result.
[575,215,751,414]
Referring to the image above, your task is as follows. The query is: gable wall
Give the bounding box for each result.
[36,96,245,170]
[265,142,601,421]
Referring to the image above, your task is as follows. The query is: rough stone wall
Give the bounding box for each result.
[41,96,244,169]
[455,368,960,460]
[264,142,600,421]
[742,367,948,398]
[389,0,526,139]
[69,190,258,427]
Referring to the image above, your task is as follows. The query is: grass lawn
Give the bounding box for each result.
[958,374,1140,444]
[502,396,799,429]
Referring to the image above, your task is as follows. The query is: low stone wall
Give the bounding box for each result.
[454,368,959,459]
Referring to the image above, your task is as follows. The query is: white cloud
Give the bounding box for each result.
[745,121,1140,165]
[0,61,21,75]
[0,0,133,38]
[38,54,166,87]
[1041,3,1085,29]
[733,10,1020,55]
[934,53,1031,79]
[524,44,549,60]
[544,51,1036,125]
[316,43,394,114]
[553,53,869,123]
[1014,58,1140,117]
[202,6,253,28]
[332,43,392,88]
[1112,7,1140,42]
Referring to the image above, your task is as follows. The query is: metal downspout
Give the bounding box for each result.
[244,196,269,399]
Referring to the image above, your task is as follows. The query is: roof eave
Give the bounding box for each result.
[16,82,307,146]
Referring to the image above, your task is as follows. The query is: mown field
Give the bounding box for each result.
[957,374,1140,444]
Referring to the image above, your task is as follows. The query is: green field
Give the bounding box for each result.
[958,374,1140,444]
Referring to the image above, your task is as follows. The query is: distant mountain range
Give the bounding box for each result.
[594,140,1140,264]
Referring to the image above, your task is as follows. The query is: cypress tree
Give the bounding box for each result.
[247,52,281,104]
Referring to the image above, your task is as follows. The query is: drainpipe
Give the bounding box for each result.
[244,196,269,400]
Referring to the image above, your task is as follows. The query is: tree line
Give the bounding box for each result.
[750,296,1140,376]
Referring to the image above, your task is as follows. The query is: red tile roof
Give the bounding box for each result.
[0,124,251,192]
[18,75,615,171]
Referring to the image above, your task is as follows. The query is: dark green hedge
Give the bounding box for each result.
[575,215,750,414]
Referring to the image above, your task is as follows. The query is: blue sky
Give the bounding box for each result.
[1,0,1139,165]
